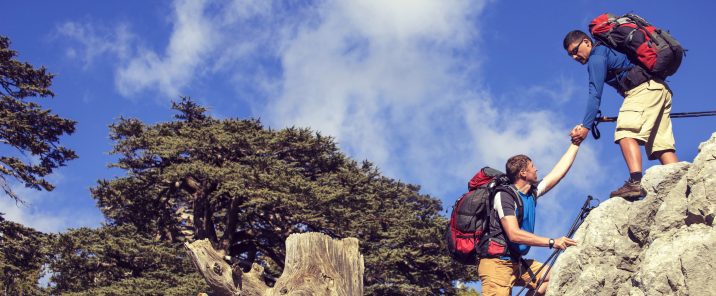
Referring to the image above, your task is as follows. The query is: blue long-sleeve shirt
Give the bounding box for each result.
[582,45,635,129]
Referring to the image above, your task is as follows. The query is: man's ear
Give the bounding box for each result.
[584,38,592,48]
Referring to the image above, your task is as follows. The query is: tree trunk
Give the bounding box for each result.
[185,232,364,296]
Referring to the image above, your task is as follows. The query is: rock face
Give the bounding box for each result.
[548,133,716,296]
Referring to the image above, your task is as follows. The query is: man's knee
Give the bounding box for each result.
[652,149,678,164]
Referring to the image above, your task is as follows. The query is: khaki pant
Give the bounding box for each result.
[477,258,547,296]
[614,80,675,160]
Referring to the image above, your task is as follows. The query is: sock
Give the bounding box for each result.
[629,172,643,182]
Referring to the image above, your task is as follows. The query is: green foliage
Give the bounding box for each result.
[58,276,208,296]
[456,285,481,296]
[46,224,208,295]
[0,35,77,203]
[92,97,471,295]
[0,214,49,295]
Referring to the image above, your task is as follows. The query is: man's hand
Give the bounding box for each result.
[569,125,589,145]
[553,236,577,250]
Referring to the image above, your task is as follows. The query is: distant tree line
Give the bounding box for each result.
[0,35,480,295]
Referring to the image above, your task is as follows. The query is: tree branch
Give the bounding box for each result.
[186,233,364,296]
[185,239,266,296]
[221,195,241,250]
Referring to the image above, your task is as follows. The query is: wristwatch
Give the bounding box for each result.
[548,238,555,249]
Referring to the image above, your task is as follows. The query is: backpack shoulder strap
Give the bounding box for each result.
[494,184,524,225]
[494,185,537,282]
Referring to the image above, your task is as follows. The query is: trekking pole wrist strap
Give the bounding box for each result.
[548,238,555,249]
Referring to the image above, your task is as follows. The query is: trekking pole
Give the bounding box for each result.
[590,110,716,139]
[515,196,598,296]
[515,197,595,296]
[529,195,593,271]
[596,110,716,122]
[530,196,597,293]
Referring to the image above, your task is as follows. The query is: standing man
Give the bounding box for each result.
[477,141,580,296]
[564,30,678,198]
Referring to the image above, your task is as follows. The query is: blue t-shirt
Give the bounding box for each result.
[582,45,635,129]
[490,183,545,259]
[510,190,536,255]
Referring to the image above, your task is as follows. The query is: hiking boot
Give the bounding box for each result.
[609,180,645,199]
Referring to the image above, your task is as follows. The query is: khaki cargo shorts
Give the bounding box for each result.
[477,258,547,296]
[614,80,676,160]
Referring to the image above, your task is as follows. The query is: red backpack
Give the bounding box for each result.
[589,13,684,79]
[445,167,509,265]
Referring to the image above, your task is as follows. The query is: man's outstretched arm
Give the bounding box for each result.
[539,143,580,195]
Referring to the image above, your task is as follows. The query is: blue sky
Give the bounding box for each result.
[2,0,715,281]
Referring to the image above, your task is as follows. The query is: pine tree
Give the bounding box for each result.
[0,35,77,203]
[46,224,208,295]
[91,98,474,294]
[456,286,481,296]
[0,214,49,295]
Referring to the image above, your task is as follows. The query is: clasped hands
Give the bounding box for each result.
[570,124,589,145]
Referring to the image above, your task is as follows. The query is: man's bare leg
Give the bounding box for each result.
[535,269,550,296]
[653,149,678,165]
[619,138,642,174]
[610,138,645,198]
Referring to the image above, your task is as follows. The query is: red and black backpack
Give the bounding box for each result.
[445,167,510,265]
[589,13,684,80]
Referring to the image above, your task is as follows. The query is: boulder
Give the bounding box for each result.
[548,133,716,296]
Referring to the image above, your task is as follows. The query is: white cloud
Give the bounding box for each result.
[262,1,483,182]
[55,21,134,69]
[339,0,475,45]
[246,0,610,199]
[115,0,219,98]
[53,0,614,219]
[0,175,103,233]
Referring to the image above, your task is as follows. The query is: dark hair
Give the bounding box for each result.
[506,154,532,183]
[563,30,592,50]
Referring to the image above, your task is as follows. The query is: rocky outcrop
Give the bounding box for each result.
[548,133,716,296]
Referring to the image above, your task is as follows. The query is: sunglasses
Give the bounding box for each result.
[568,39,584,56]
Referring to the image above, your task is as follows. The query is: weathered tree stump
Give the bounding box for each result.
[185,232,364,296]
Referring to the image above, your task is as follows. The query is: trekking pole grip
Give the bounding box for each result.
[581,195,593,210]
[565,196,593,237]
